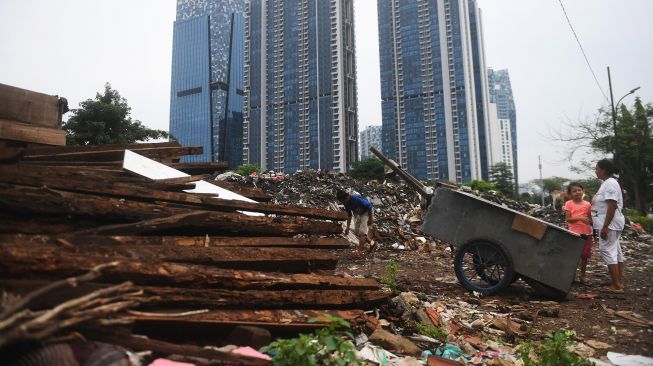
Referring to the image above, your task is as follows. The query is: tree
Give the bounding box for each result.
[63,83,168,146]
[349,158,385,181]
[541,176,569,195]
[489,162,515,197]
[553,98,653,213]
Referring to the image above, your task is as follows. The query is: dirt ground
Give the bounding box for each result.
[334,236,653,358]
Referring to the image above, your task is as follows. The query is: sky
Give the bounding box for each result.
[1,0,652,183]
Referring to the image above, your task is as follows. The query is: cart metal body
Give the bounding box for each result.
[422,188,585,295]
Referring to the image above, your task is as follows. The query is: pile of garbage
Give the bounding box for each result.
[217,170,425,245]
[353,290,651,366]
[215,170,646,246]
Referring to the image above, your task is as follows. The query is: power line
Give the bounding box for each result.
[557,0,610,102]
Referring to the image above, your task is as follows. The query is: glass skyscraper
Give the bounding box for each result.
[242,0,358,173]
[488,68,518,185]
[169,0,246,166]
[378,0,490,182]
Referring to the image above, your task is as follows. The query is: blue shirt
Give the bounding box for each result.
[344,194,373,218]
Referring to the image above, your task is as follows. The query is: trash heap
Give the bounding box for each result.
[352,290,653,366]
[217,170,426,248]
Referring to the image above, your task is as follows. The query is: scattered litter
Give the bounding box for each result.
[607,352,653,366]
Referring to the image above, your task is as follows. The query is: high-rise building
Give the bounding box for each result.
[359,125,382,160]
[242,0,358,173]
[487,68,517,184]
[487,102,514,179]
[378,0,490,183]
[169,0,246,166]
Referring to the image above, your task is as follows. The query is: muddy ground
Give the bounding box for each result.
[335,236,653,358]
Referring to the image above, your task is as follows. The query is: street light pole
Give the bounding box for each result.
[538,155,545,207]
[607,67,641,167]
[607,67,619,165]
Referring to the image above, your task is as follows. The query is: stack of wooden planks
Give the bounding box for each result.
[0,142,388,363]
[0,83,69,162]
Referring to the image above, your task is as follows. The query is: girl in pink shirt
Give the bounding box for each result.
[564,182,593,284]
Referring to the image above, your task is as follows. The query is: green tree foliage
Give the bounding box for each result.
[489,162,515,197]
[573,177,601,197]
[603,99,653,214]
[349,158,385,181]
[541,176,569,195]
[555,98,653,214]
[63,83,168,146]
[462,179,497,193]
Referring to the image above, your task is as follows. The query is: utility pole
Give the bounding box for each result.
[538,155,545,207]
[607,67,619,167]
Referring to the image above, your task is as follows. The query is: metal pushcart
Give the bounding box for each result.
[370,147,585,299]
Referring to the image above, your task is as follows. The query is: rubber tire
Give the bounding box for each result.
[523,277,568,300]
[454,240,515,296]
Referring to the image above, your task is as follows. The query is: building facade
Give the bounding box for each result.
[359,125,382,160]
[169,0,246,166]
[378,0,490,182]
[487,68,517,185]
[242,0,358,173]
[487,102,514,179]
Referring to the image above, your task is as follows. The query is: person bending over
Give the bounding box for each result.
[336,189,376,256]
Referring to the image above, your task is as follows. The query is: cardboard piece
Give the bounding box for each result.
[511,214,547,240]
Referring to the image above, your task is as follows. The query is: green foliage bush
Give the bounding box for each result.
[462,179,497,193]
[518,330,592,366]
[416,322,447,342]
[380,259,399,293]
[260,314,359,366]
[234,164,260,176]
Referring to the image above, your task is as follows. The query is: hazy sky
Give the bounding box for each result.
[1,0,651,182]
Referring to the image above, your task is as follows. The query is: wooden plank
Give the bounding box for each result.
[0,184,342,236]
[25,141,181,155]
[70,211,342,237]
[209,180,273,202]
[23,146,203,162]
[0,239,339,272]
[0,83,62,128]
[0,234,349,249]
[0,250,380,290]
[0,280,389,309]
[0,119,65,146]
[0,146,25,161]
[134,309,365,330]
[0,176,346,220]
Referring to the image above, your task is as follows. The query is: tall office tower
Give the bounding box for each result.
[243,0,358,173]
[359,125,382,160]
[169,0,246,166]
[487,102,515,179]
[487,68,517,185]
[378,0,490,182]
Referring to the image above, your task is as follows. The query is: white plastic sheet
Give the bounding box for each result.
[122,150,262,216]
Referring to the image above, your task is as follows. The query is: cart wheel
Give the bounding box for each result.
[523,277,568,300]
[454,241,514,295]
